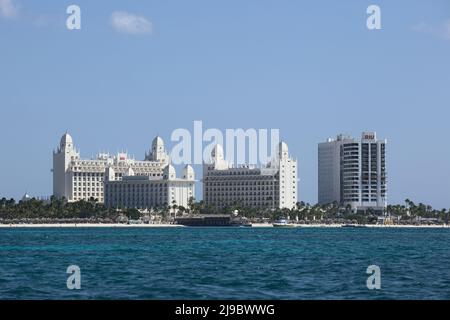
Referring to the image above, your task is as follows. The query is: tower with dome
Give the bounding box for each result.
[53,133,176,203]
[203,141,298,210]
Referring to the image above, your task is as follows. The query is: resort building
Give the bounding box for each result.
[318,132,387,213]
[203,142,298,210]
[53,133,170,203]
[104,164,195,210]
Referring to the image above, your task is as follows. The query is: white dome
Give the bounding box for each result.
[279,141,288,153]
[278,141,289,160]
[211,144,224,160]
[183,165,195,180]
[163,164,176,180]
[152,136,164,149]
[148,135,168,162]
[60,133,73,149]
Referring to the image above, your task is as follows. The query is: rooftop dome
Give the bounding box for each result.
[278,141,289,159]
[148,135,168,162]
[21,193,32,202]
[279,141,288,153]
[183,164,195,180]
[163,164,176,180]
[152,136,164,148]
[211,144,224,160]
[60,132,73,149]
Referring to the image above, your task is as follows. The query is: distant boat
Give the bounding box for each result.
[273,219,296,228]
[239,223,253,227]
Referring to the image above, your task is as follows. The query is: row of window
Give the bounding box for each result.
[205,176,279,181]
[205,181,279,186]
[74,188,101,192]
[206,186,295,192]
[73,172,104,177]
[73,183,102,187]
[73,193,102,198]
[106,184,172,190]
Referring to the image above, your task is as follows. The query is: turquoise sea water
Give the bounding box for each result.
[0,227,449,300]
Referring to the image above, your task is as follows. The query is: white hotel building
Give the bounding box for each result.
[318,132,387,213]
[104,164,195,210]
[203,142,298,210]
[53,133,174,203]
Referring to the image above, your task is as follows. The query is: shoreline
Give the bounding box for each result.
[0,223,448,228]
[0,223,183,228]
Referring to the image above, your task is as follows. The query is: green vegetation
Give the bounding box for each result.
[0,196,448,225]
[386,199,449,224]
[184,198,448,225]
[0,196,141,223]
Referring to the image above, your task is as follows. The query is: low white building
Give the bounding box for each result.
[53,133,170,203]
[203,142,298,210]
[104,164,195,210]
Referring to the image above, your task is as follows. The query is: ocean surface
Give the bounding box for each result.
[0,227,449,300]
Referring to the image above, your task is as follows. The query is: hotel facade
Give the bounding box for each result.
[203,142,298,210]
[104,164,195,210]
[318,132,387,213]
[53,133,177,204]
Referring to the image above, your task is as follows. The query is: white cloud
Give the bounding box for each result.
[0,0,19,19]
[110,11,152,35]
[412,20,450,41]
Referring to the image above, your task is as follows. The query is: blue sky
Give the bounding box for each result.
[0,0,449,208]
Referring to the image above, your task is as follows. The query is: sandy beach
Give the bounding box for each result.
[0,223,183,228]
[251,223,449,228]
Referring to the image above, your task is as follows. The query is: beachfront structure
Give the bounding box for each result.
[53,133,170,203]
[203,142,298,210]
[104,164,195,210]
[318,132,387,213]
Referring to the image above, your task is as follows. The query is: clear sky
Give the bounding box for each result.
[1,0,449,208]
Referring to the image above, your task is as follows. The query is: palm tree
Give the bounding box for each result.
[171,200,178,219]
[197,200,206,214]
[345,204,352,214]
[438,208,447,223]
[178,206,186,216]
[187,197,195,214]
[161,202,170,222]
[405,198,411,207]
[1,197,7,208]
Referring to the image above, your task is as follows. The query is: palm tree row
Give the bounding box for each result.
[1,196,448,224]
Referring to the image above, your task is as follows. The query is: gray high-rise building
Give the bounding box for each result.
[318,132,387,213]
